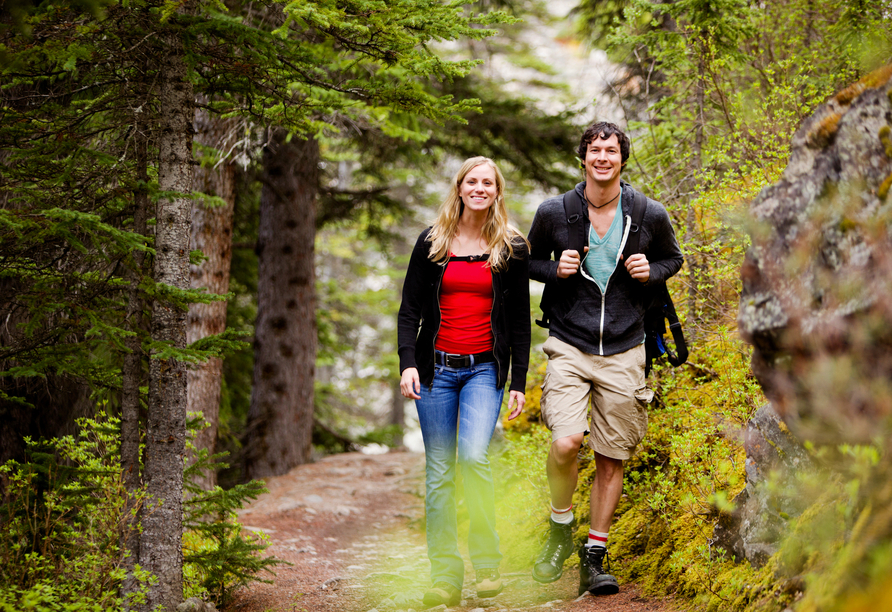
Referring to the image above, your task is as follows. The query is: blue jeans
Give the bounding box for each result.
[416,361,504,589]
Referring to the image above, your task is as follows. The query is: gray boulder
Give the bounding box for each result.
[739,65,892,444]
[712,404,814,567]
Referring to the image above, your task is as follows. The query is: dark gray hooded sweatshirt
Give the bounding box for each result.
[527,181,684,356]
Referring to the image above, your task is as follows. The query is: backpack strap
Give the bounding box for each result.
[562,189,586,256]
[622,187,647,260]
[535,190,586,329]
[663,287,688,366]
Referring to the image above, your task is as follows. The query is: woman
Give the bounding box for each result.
[397,157,531,607]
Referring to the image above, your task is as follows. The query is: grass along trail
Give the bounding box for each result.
[231,451,674,612]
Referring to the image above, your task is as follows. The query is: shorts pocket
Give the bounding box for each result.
[630,386,652,447]
[539,371,552,427]
[542,335,556,358]
[634,386,654,405]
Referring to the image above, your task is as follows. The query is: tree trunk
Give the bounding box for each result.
[243,130,318,480]
[140,20,193,612]
[121,129,148,605]
[186,109,237,490]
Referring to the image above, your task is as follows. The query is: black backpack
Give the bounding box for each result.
[536,188,688,376]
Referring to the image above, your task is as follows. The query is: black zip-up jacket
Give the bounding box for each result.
[528,181,684,356]
[397,227,531,393]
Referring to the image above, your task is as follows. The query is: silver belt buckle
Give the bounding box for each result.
[446,353,469,367]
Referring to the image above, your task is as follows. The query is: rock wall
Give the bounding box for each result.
[739,65,892,445]
[712,404,814,566]
[726,66,892,568]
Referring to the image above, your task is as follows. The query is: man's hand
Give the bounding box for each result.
[507,390,525,420]
[556,247,588,278]
[625,253,650,282]
[400,367,421,399]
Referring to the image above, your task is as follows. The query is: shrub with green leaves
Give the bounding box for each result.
[0,414,283,610]
[0,417,149,610]
[183,446,286,608]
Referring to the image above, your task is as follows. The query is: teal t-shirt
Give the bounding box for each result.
[582,201,623,293]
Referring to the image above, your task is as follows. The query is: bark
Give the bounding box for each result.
[243,130,318,480]
[121,129,148,604]
[140,20,193,612]
[186,108,237,490]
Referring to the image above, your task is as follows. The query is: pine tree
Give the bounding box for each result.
[1,0,519,605]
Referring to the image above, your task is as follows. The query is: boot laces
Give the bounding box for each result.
[586,546,611,574]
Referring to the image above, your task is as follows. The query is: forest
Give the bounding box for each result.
[1,0,891,611]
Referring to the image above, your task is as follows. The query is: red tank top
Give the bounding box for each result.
[435,256,494,354]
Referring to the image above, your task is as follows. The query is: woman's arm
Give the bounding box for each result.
[506,238,531,395]
[397,229,432,375]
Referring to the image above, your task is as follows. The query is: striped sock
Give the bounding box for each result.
[586,529,608,548]
[550,504,574,525]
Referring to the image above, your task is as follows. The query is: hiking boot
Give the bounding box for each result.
[423,582,461,608]
[475,568,503,598]
[578,545,619,596]
[532,517,576,583]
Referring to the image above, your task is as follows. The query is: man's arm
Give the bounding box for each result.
[644,203,684,284]
[527,200,562,284]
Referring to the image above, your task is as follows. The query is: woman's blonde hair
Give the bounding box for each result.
[426,157,527,271]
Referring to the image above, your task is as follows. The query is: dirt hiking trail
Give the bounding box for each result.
[233,451,675,612]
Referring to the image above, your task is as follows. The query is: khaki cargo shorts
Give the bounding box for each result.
[540,336,654,460]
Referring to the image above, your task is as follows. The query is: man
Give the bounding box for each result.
[526,121,683,596]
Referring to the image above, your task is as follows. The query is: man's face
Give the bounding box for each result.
[584,133,623,186]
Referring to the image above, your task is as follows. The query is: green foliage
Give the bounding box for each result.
[180,417,287,608]
[183,480,284,608]
[0,416,151,610]
[0,413,283,609]
[0,0,525,407]
[491,423,556,570]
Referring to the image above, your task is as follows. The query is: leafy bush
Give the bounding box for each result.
[183,460,285,608]
[0,417,149,611]
[0,413,283,610]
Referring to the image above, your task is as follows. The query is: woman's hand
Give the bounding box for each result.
[400,367,421,400]
[507,390,525,420]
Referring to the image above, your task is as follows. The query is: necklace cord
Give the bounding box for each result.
[585,190,620,210]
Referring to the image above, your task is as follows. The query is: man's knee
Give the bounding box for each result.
[550,433,585,465]
[594,452,624,479]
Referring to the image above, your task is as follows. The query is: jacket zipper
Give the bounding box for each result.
[591,213,633,356]
[490,268,501,380]
[430,260,447,390]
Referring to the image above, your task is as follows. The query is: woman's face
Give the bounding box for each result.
[459,164,498,214]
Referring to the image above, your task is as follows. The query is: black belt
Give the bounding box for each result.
[435,350,495,368]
